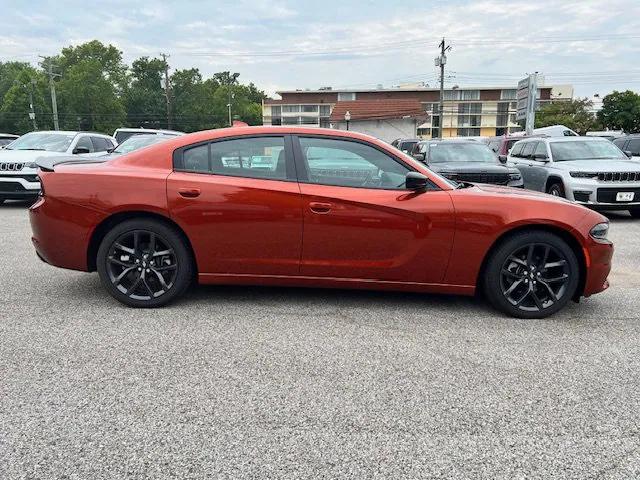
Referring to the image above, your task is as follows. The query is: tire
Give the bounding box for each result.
[629,208,640,219]
[483,231,580,319]
[96,218,193,307]
[547,182,565,198]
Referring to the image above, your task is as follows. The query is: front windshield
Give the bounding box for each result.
[6,132,75,152]
[114,135,167,154]
[429,143,497,163]
[550,140,627,161]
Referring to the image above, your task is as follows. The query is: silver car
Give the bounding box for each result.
[508,136,640,217]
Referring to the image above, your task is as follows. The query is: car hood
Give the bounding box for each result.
[0,149,68,162]
[551,159,640,172]
[429,162,510,173]
[469,183,575,204]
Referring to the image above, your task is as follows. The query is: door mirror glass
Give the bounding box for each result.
[498,154,507,164]
[413,152,426,162]
[533,153,549,161]
[405,172,429,191]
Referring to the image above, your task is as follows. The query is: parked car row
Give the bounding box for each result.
[392,132,640,218]
[0,128,184,204]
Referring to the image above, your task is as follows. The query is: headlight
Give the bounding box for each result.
[508,172,522,181]
[24,162,38,169]
[590,222,609,241]
[570,171,598,179]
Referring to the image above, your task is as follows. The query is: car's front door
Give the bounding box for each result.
[293,135,455,283]
[167,135,303,276]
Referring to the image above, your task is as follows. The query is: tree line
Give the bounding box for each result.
[535,91,640,135]
[0,40,266,135]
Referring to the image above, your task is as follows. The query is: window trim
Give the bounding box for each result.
[291,134,439,191]
[172,134,298,183]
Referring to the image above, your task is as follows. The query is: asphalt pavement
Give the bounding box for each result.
[1,201,639,479]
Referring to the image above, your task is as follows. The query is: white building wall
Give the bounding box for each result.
[331,118,418,143]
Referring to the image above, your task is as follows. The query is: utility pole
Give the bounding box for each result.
[160,53,173,129]
[16,79,37,130]
[39,56,61,130]
[227,81,234,127]
[435,38,451,139]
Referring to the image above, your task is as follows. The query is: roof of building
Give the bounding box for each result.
[276,85,556,95]
[329,99,427,122]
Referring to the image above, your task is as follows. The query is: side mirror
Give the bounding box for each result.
[413,152,426,162]
[624,150,633,158]
[533,153,549,161]
[73,146,91,155]
[498,154,507,164]
[405,172,429,191]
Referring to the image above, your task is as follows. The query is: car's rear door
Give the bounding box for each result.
[514,141,537,189]
[292,135,455,283]
[167,134,303,276]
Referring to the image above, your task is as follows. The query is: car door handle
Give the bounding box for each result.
[309,202,332,214]
[178,188,201,198]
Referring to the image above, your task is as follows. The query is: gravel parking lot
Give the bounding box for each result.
[1,202,639,479]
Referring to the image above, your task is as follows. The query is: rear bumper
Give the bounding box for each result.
[29,196,91,271]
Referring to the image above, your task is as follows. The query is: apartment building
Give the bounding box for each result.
[262,84,573,139]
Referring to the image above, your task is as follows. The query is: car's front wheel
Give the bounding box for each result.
[547,182,565,198]
[97,218,193,307]
[483,231,580,319]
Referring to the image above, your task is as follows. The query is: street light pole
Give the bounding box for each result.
[344,111,351,131]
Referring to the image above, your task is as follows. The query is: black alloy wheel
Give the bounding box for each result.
[97,219,193,307]
[484,231,579,319]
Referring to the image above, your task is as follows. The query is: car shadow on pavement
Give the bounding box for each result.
[1,200,35,209]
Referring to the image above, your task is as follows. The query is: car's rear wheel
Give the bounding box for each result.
[483,231,579,319]
[547,182,565,198]
[629,208,640,219]
[97,219,193,307]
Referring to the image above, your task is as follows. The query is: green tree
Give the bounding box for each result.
[55,40,127,90]
[535,98,599,135]
[56,59,125,133]
[598,90,640,133]
[0,67,51,134]
[123,57,167,129]
[171,68,220,132]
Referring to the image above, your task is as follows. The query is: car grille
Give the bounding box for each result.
[0,173,39,182]
[457,173,509,185]
[0,162,24,171]
[597,172,640,182]
[597,187,640,203]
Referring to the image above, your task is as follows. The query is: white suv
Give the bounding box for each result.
[0,131,116,203]
[508,136,640,217]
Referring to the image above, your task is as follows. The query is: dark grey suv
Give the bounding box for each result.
[410,139,524,188]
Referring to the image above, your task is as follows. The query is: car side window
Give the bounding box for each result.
[521,142,535,159]
[533,142,548,157]
[613,138,626,150]
[510,142,524,157]
[179,136,290,181]
[298,137,410,190]
[91,136,112,152]
[75,136,94,152]
[627,139,640,155]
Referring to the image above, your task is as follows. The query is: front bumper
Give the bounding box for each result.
[567,178,640,209]
[0,173,40,199]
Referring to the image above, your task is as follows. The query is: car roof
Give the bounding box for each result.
[26,130,113,137]
[0,133,19,138]
[515,136,609,144]
[419,139,481,144]
[114,128,184,135]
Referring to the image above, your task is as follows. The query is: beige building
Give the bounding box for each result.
[263,84,573,139]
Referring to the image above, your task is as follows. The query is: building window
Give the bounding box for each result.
[444,90,460,101]
[461,90,480,100]
[338,92,356,101]
[501,89,517,100]
[457,128,481,137]
[282,105,300,113]
[458,103,482,114]
[271,106,281,116]
[319,104,331,117]
[431,127,440,138]
[301,105,319,113]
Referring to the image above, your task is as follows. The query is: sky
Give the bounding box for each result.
[1,0,639,99]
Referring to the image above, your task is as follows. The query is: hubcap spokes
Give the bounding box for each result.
[107,230,177,300]
[500,243,570,313]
